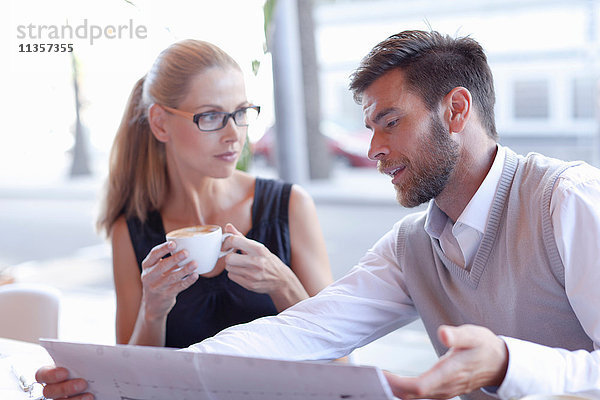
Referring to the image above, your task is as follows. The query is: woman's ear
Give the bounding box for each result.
[148,103,170,143]
[442,87,472,134]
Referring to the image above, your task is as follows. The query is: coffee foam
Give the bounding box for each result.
[167,225,219,238]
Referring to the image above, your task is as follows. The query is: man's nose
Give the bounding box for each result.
[367,129,389,160]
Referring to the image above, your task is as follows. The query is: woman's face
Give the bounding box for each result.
[163,67,249,180]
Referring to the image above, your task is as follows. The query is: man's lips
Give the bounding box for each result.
[383,166,404,177]
[380,165,406,184]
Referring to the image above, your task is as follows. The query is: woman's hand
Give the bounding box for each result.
[35,366,93,400]
[139,241,199,321]
[223,224,309,311]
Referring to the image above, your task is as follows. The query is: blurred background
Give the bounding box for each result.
[1,0,599,376]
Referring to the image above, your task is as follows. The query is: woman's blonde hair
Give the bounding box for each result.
[96,40,241,235]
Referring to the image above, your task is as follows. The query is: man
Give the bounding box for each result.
[38,30,600,400]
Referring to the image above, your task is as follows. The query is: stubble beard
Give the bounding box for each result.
[379,114,460,208]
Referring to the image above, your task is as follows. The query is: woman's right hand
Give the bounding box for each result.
[139,241,199,321]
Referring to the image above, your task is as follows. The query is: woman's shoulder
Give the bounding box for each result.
[110,215,130,244]
[232,170,257,191]
[232,172,317,215]
[287,184,316,218]
[232,171,295,199]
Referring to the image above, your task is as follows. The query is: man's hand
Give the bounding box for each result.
[384,324,508,399]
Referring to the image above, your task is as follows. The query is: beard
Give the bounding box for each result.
[378,114,459,208]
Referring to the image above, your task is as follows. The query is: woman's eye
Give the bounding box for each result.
[200,113,222,122]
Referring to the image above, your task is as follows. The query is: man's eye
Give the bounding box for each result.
[386,119,398,128]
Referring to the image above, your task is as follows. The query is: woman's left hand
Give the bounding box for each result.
[222,223,308,310]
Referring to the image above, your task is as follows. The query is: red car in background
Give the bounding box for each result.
[252,123,376,168]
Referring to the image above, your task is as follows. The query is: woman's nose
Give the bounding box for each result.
[220,118,241,143]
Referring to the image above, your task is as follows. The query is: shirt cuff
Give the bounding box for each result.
[481,386,500,398]
[497,336,569,399]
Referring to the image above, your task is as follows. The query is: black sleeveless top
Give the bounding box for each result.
[126,178,292,348]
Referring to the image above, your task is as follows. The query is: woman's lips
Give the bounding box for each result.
[214,151,238,163]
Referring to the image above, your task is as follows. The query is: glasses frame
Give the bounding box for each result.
[160,104,261,132]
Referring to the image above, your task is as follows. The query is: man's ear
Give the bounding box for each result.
[148,103,170,143]
[442,87,472,134]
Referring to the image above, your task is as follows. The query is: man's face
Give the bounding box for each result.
[362,69,459,208]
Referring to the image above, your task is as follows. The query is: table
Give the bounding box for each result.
[0,337,53,399]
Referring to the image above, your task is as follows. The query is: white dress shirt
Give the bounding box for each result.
[425,146,506,269]
[190,145,600,398]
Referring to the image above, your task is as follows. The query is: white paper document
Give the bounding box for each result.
[40,339,394,400]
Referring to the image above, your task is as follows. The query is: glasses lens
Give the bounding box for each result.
[233,107,259,127]
[197,112,226,131]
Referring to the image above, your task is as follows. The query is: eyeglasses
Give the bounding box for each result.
[161,104,261,132]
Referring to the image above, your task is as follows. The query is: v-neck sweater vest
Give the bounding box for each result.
[396,149,594,400]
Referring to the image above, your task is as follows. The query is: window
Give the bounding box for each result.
[513,80,549,119]
[572,77,596,119]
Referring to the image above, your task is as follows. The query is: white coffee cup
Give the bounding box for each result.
[166,225,233,275]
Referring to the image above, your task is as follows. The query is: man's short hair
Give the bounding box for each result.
[349,30,498,140]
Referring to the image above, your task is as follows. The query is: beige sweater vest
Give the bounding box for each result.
[396,149,594,400]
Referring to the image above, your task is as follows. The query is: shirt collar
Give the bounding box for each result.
[425,144,506,238]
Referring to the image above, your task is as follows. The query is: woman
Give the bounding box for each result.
[97,39,333,348]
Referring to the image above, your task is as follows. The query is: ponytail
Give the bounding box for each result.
[96,76,168,236]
